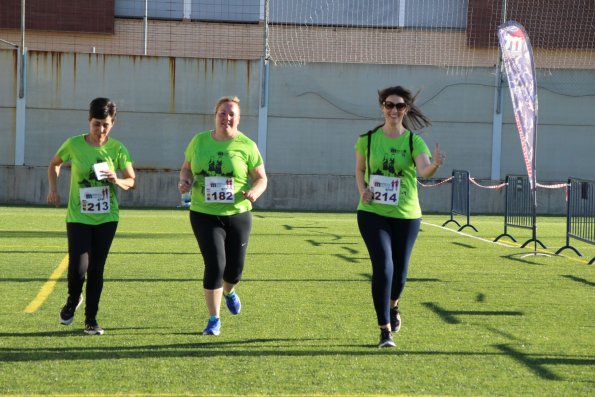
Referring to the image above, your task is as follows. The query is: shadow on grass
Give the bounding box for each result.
[2,337,593,376]
[0,336,511,361]
[422,302,524,325]
[359,273,441,283]
[561,274,595,287]
[0,250,66,255]
[283,224,327,231]
[306,239,357,246]
[0,251,370,263]
[0,230,65,239]
[494,344,595,380]
[0,336,410,362]
[0,278,200,283]
[0,250,198,256]
[0,230,193,239]
[3,277,408,284]
[114,232,188,239]
[334,254,367,263]
[253,214,297,219]
[2,250,362,256]
[484,326,524,342]
[452,242,476,249]
[0,326,175,338]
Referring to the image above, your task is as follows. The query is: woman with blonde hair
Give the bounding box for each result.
[179,96,267,335]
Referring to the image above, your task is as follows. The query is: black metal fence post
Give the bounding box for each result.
[442,170,478,232]
[494,175,545,248]
[555,177,595,264]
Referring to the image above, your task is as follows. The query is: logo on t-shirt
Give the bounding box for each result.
[375,150,404,178]
[197,151,234,178]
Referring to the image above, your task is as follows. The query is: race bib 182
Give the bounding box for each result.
[204,176,235,203]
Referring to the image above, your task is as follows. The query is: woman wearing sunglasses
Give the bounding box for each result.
[355,85,446,348]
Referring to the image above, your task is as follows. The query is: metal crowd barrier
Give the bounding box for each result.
[442,169,478,232]
[555,177,595,264]
[494,175,546,249]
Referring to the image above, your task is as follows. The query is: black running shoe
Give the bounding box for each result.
[378,328,395,348]
[84,319,104,335]
[59,295,83,325]
[390,305,401,333]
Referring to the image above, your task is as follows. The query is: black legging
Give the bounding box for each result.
[66,221,118,322]
[357,210,421,326]
[189,211,252,290]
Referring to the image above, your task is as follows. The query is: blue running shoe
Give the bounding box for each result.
[202,317,221,336]
[224,291,241,315]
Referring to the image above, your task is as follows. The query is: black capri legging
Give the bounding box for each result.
[190,210,252,290]
[357,210,421,326]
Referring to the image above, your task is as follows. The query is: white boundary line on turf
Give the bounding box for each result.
[424,221,594,265]
[23,255,68,313]
[421,221,516,248]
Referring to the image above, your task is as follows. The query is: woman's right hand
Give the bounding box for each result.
[178,179,191,194]
[362,187,373,204]
[47,191,60,207]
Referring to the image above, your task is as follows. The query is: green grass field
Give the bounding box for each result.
[0,206,593,397]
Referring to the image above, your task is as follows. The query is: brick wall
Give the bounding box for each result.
[0,19,264,60]
[1,17,592,69]
[468,0,595,49]
[0,0,114,33]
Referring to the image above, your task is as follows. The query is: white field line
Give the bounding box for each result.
[422,221,515,248]
[422,221,591,265]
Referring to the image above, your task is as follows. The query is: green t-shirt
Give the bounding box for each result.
[355,128,430,219]
[56,134,133,225]
[184,130,263,216]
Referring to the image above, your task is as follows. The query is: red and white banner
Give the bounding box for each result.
[497,21,538,190]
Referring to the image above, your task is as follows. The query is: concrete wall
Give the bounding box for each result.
[0,50,18,166]
[1,51,261,168]
[0,165,567,215]
[0,49,593,213]
[265,63,595,183]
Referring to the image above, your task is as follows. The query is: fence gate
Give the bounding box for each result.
[555,178,595,264]
[442,169,478,232]
[494,175,546,249]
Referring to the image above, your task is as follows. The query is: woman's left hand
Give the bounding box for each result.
[432,143,446,168]
[242,190,257,203]
[102,170,118,184]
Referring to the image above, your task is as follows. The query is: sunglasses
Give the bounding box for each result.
[383,101,407,111]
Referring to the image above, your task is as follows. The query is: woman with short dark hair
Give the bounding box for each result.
[48,97,136,335]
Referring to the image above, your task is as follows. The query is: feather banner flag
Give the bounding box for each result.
[497,21,538,190]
